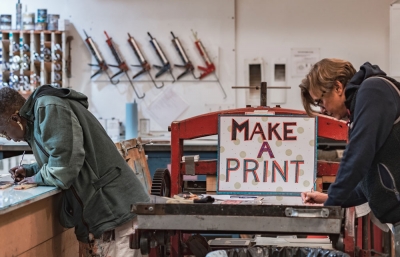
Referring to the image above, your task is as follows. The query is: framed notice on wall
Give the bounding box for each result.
[217,114,317,196]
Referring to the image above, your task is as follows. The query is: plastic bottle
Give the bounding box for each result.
[125,100,138,139]
[16,0,22,30]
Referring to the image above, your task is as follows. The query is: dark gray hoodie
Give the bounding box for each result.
[325,62,400,223]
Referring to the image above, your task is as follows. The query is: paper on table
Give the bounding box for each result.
[147,87,189,130]
[0,181,12,189]
[14,183,38,190]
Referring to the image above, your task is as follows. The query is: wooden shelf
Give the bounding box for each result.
[0,30,63,34]
[0,30,68,94]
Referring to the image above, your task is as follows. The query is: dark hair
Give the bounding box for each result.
[0,87,26,126]
[299,58,356,116]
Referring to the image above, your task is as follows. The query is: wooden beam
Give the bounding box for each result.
[0,193,78,256]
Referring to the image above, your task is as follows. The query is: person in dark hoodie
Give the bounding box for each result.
[4,85,150,257]
[299,58,400,254]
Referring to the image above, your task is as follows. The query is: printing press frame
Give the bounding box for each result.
[131,106,356,257]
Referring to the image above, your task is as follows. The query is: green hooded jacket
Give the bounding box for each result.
[19,85,150,242]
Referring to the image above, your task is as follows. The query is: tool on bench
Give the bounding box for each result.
[163,194,215,204]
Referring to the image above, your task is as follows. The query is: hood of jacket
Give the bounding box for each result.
[19,85,89,121]
[344,62,386,110]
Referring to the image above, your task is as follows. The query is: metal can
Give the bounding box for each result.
[22,13,35,30]
[0,14,12,30]
[35,22,47,30]
[47,14,60,31]
[37,9,47,23]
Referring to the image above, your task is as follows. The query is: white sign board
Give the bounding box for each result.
[217,115,317,196]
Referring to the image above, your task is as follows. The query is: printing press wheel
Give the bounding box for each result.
[140,231,151,255]
[151,168,171,197]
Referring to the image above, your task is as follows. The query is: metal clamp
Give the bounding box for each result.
[131,204,155,214]
[285,207,330,218]
[184,156,196,175]
[232,82,291,107]
[120,138,153,156]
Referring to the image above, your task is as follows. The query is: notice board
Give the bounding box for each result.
[217,114,317,196]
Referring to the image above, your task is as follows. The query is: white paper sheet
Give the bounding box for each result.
[291,48,320,77]
[146,87,189,130]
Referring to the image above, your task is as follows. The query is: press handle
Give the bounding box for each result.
[285,207,330,218]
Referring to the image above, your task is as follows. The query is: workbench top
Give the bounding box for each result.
[0,139,31,151]
[0,135,221,152]
[0,155,60,215]
[0,135,346,153]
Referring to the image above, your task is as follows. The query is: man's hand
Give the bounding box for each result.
[9,166,27,182]
[301,191,328,205]
[18,176,35,184]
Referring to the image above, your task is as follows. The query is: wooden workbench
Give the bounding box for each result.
[0,156,78,257]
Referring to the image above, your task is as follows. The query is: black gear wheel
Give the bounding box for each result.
[139,232,151,255]
[151,168,171,197]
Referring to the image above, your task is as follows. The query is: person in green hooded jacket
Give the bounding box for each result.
[4,85,150,257]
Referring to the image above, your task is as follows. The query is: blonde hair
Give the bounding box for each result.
[299,58,356,116]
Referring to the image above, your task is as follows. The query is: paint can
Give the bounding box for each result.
[22,13,35,30]
[0,14,12,30]
[35,22,46,30]
[37,9,47,23]
[47,14,60,31]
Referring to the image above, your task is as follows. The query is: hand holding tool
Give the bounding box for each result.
[12,151,25,183]
[311,178,317,192]
[19,151,25,167]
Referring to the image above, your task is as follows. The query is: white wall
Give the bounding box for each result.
[0,0,393,131]
[236,0,392,109]
[1,0,236,131]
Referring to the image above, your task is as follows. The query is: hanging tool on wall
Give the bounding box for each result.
[65,36,73,88]
[127,33,163,89]
[83,30,117,85]
[104,31,145,99]
[170,31,198,80]
[147,32,175,82]
[192,30,227,99]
